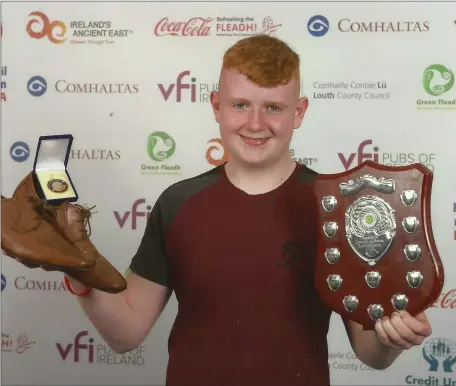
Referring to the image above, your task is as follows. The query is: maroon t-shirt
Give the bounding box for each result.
[130,162,332,386]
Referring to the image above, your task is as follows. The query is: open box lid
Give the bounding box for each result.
[33,134,73,171]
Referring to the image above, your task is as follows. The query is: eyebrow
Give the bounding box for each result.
[228,98,288,107]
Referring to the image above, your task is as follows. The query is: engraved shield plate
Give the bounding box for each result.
[311,160,445,330]
[345,195,396,266]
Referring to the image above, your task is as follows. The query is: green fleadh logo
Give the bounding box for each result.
[147,131,176,161]
[422,64,455,96]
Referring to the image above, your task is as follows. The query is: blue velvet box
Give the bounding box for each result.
[33,134,78,204]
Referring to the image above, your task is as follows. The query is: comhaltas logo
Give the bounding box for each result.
[26,11,133,45]
[10,141,30,162]
[1,274,6,291]
[27,76,47,96]
[1,65,7,102]
[70,149,121,160]
[417,64,455,111]
[141,131,181,175]
[307,15,329,37]
[14,275,67,292]
[338,19,430,32]
[27,76,139,96]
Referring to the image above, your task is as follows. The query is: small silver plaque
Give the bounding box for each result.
[407,271,423,288]
[400,190,417,206]
[325,248,340,264]
[339,175,395,196]
[402,216,419,234]
[322,196,338,212]
[367,304,384,321]
[365,271,381,288]
[391,294,408,311]
[343,295,359,312]
[323,222,338,238]
[327,274,342,291]
[404,244,421,262]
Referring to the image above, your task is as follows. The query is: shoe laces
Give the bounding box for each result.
[73,204,97,237]
[26,197,96,237]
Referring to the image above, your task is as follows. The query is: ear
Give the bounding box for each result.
[293,97,309,129]
[210,91,221,123]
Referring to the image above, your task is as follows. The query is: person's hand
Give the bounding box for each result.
[375,311,432,349]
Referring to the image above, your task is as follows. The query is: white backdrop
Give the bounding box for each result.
[1,1,456,385]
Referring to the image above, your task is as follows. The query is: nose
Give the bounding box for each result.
[246,108,264,132]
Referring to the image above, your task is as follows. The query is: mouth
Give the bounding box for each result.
[239,134,270,146]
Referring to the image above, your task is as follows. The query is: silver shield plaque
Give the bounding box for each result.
[344,195,397,266]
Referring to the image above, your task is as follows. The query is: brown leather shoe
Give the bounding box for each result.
[53,202,127,294]
[1,196,94,271]
[13,171,39,200]
[11,171,127,293]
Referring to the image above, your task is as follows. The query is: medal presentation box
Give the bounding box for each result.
[33,134,79,205]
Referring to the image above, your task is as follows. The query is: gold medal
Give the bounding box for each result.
[47,179,68,193]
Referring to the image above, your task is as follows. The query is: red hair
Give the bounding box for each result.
[222,34,300,87]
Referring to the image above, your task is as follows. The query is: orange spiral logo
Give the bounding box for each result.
[26,11,66,44]
[206,138,229,166]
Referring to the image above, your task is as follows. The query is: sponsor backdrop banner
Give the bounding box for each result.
[1,1,455,386]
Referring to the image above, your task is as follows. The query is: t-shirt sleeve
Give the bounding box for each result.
[128,195,171,288]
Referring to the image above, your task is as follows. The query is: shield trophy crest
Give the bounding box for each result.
[311,160,445,329]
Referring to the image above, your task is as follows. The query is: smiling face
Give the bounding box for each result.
[210,35,308,169]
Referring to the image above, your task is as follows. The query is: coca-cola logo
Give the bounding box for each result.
[154,17,213,37]
[432,289,456,309]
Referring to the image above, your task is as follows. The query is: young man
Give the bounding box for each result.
[67,35,432,386]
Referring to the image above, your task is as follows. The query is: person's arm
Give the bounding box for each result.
[69,192,173,353]
[68,273,171,353]
[343,311,432,370]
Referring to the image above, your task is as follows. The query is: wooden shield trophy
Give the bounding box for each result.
[311,160,445,330]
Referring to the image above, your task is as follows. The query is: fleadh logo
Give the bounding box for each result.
[147,131,176,161]
[423,64,454,96]
[307,15,329,37]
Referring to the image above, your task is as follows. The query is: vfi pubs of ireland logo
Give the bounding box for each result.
[417,64,455,111]
[140,131,181,175]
